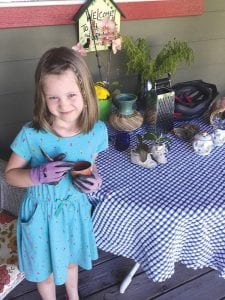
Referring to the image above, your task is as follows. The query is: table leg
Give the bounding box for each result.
[119,262,140,294]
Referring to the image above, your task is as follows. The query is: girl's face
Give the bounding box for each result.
[43,69,84,126]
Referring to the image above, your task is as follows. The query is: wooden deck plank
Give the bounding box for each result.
[5,285,66,300]
[79,255,141,297]
[155,270,225,300]
[5,250,114,299]
[5,250,225,300]
[84,264,212,300]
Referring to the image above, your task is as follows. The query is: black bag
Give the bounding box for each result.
[173,80,218,120]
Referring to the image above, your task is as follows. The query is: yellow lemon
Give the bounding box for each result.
[94,83,110,100]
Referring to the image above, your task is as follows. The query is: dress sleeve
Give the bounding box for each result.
[10,125,32,161]
[94,121,108,154]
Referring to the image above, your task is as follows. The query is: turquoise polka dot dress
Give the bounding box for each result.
[11,121,108,285]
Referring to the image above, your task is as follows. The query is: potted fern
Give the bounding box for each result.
[122,36,194,131]
[123,36,194,84]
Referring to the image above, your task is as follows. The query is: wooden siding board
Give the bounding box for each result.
[0,121,27,155]
[0,60,36,94]
[0,25,76,61]
[174,63,225,95]
[0,93,33,124]
[205,0,225,12]
[191,39,225,66]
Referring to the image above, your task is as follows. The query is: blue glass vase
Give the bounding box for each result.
[115,131,130,151]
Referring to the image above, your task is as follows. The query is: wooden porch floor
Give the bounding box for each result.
[5,250,225,300]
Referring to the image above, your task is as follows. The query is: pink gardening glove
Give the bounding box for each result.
[30,161,72,185]
[72,169,102,193]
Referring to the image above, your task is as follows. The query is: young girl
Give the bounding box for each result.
[5,47,108,300]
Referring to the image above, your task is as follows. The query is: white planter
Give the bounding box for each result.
[212,129,225,147]
[150,143,168,164]
[192,132,214,156]
[130,150,157,169]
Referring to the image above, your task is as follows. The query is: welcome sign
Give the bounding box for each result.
[77,0,122,52]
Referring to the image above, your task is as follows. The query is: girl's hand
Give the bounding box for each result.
[30,161,72,185]
[72,169,102,193]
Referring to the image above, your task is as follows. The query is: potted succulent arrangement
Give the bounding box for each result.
[131,130,171,168]
[144,131,171,164]
[131,133,157,168]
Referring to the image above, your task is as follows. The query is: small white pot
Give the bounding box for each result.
[130,150,157,169]
[212,129,225,147]
[192,132,214,156]
[150,143,168,164]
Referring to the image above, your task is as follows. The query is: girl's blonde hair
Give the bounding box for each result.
[32,46,99,132]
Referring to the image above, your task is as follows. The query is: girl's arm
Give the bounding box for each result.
[5,152,33,188]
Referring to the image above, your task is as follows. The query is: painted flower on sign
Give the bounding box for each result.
[99,16,122,54]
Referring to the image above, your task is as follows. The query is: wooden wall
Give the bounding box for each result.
[0,0,224,157]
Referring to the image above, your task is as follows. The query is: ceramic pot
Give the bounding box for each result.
[212,129,225,147]
[150,143,168,164]
[115,131,130,152]
[130,150,157,169]
[98,99,112,121]
[113,93,137,116]
[192,132,214,155]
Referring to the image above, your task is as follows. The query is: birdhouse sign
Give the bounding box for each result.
[74,0,125,52]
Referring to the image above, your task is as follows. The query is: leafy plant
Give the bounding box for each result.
[134,134,150,162]
[122,36,194,82]
[144,131,171,150]
[134,131,171,162]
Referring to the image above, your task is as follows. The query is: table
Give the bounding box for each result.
[89,117,225,292]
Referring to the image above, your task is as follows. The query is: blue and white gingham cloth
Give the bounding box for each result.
[89,116,225,282]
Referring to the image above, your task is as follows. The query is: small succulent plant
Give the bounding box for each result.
[134,131,171,162]
[134,134,150,162]
[144,131,171,149]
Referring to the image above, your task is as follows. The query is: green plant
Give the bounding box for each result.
[134,134,150,162]
[134,131,171,162]
[122,36,194,82]
[144,131,171,149]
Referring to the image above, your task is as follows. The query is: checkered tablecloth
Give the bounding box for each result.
[89,117,225,282]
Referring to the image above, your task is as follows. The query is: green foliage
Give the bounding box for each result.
[144,132,171,144]
[135,134,150,162]
[122,36,194,82]
[134,131,171,161]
